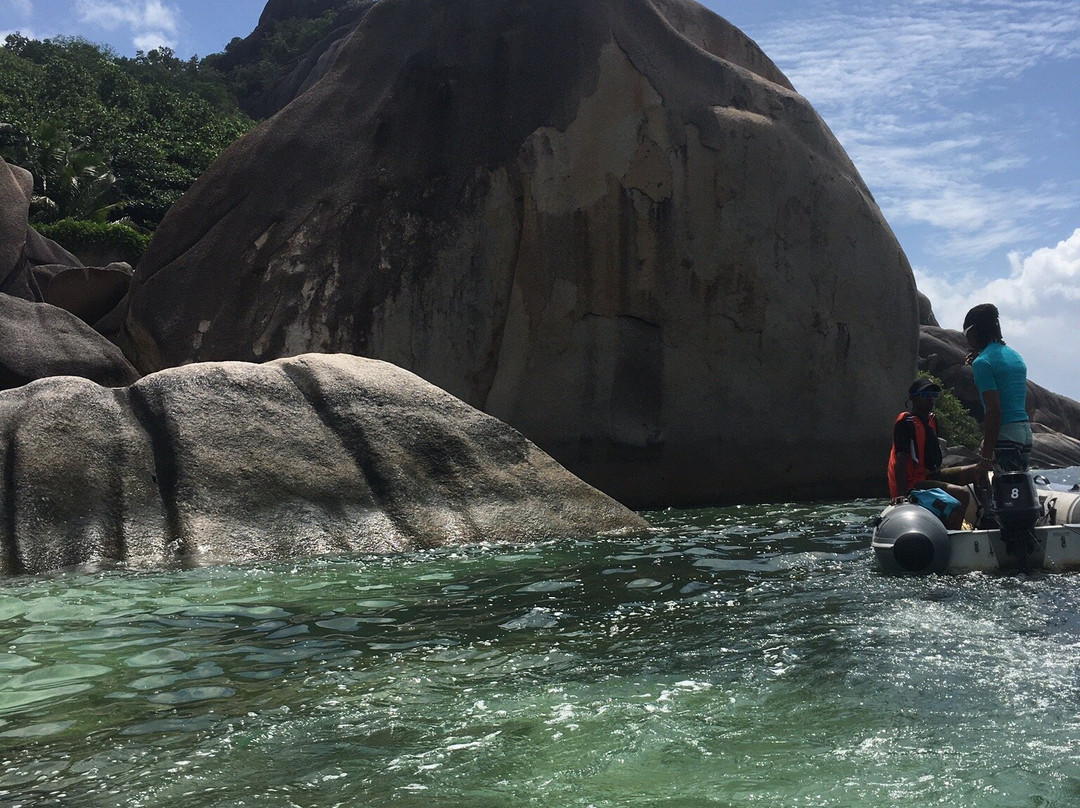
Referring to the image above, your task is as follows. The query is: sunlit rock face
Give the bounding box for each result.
[0,354,646,576]
[119,0,918,506]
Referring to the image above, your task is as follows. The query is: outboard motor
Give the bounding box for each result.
[989,471,1043,559]
[872,504,951,575]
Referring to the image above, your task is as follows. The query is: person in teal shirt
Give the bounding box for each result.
[963,303,1031,480]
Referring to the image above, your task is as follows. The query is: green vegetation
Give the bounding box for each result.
[0,3,363,261]
[205,10,343,110]
[0,34,253,236]
[10,120,120,222]
[35,218,151,266]
[918,371,982,450]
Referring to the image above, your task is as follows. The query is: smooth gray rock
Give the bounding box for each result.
[946,432,1080,471]
[0,353,646,575]
[0,157,134,333]
[31,262,134,325]
[22,223,83,268]
[917,291,939,327]
[1031,424,1080,470]
[0,159,30,288]
[0,293,140,390]
[118,0,918,506]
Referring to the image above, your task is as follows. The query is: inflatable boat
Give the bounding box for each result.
[872,473,1080,574]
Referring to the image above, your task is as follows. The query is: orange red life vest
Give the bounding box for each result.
[887,411,938,499]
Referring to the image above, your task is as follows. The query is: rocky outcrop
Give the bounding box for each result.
[220,0,798,120]
[22,261,132,326]
[0,353,646,575]
[0,293,140,390]
[0,156,136,342]
[118,0,918,507]
[1030,424,1080,470]
[207,0,376,119]
[0,160,33,288]
[920,325,1080,468]
[917,291,939,327]
[0,156,140,388]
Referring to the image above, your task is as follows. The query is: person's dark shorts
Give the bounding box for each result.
[994,421,1033,472]
[994,444,1031,472]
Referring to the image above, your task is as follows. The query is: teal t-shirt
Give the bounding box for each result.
[971,341,1029,424]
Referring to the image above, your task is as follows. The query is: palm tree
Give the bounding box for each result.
[24,122,120,223]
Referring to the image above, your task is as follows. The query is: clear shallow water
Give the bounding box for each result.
[3,469,1079,808]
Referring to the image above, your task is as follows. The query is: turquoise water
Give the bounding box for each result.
[2,468,1079,807]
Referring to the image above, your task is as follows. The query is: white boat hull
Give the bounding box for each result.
[943,523,1080,573]
[872,482,1080,574]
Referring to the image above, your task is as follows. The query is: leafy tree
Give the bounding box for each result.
[0,34,253,230]
[23,121,119,223]
[917,371,982,450]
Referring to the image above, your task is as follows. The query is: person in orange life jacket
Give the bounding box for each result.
[887,377,971,529]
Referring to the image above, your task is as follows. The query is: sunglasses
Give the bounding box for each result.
[912,390,939,399]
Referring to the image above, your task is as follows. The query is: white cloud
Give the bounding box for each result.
[133,31,174,52]
[724,0,1079,399]
[74,0,180,50]
[915,228,1080,401]
[768,1,1080,110]
[756,0,1080,267]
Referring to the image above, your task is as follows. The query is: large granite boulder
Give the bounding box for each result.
[0,159,32,287]
[917,291,939,327]
[0,353,645,575]
[117,0,919,506]
[0,293,140,390]
[29,262,134,325]
[1030,424,1080,470]
[919,325,1080,467]
[0,157,135,334]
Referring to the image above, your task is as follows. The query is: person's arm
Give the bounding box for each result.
[894,460,909,503]
[892,418,912,502]
[978,389,1001,481]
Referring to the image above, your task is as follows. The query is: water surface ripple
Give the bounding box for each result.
[2,470,1079,807]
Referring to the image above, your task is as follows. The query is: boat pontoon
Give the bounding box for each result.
[872,472,1080,574]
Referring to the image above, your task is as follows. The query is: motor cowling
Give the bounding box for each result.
[992,471,1042,528]
[990,472,1042,558]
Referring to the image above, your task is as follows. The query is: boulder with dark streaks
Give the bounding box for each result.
[118,0,918,506]
[0,353,645,575]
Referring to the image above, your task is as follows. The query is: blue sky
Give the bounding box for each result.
[4,0,1078,401]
